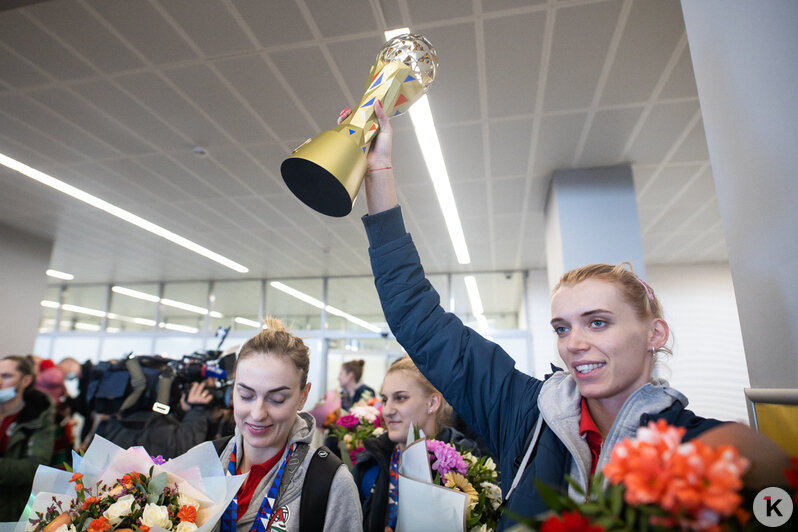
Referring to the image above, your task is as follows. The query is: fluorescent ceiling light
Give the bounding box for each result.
[409,96,471,264]
[383,29,470,264]
[0,152,249,273]
[384,27,409,40]
[463,276,484,316]
[159,322,198,334]
[73,322,101,332]
[46,269,74,280]
[112,286,159,302]
[113,285,224,318]
[270,281,382,333]
[234,316,262,328]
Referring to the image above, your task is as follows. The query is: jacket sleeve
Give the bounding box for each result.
[364,206,543,460]
[323,465,364,532]
[0,404,56,486]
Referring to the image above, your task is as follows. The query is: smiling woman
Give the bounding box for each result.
[216,317,362,532]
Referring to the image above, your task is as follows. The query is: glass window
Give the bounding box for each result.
[159,282,209,334]
[265,279,323,330]
[451,272,526,330]
[108,283,159,332]
[210,280,262,334]
[59,285,108,332]
[38,285,62,333]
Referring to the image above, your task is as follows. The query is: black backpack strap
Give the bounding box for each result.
[213,435,233,456]
[299,446,342,532]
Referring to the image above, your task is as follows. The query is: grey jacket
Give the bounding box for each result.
[538,371,703,500]
[215,412,362,532]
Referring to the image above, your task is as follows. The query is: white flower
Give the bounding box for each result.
[483,457,496,471]
[372,427,385,437]
[175,522,198,532]
[54,525,77,532]
[141,503,173,530]
[103,494,136,525]
[469,525,489,532]
[480,481,503,510]
[178,493,201,511]
[349,405,380,423]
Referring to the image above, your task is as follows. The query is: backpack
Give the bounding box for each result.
[213,436,342,532]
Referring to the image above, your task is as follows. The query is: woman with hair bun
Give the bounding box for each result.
[216,317,362,532]
[338,359,376,410]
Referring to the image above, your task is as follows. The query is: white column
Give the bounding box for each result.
[544,165,645,289]
[0,223,53,354]
[681,1,798,387]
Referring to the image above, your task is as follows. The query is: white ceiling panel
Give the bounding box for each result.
[489,118,533,176]
[0,0,726,293]
[484,11,546,118]
[626,100,700,164]
[544,0,622,112]
[601,0,685,105]
[84,0,197,65]
[27,0,144,74]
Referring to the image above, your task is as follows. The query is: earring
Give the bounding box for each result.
[428,408,433,414]
[651,347,656,356]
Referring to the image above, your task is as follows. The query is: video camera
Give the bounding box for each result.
[160,349,237,412]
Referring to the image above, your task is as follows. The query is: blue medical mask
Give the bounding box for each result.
[65,377,80,398]
[0,386,17,403]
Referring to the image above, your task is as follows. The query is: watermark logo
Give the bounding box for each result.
[753,487,793,527]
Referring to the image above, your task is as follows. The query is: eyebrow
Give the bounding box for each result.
[550,309,614,326]
[237,383,291,394]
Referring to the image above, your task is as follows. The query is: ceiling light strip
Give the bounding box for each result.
[46,269,74,280]
[464,275,485,316]
[0,153,249,273]
[112,285,224,318]
[270,281,381,333]
[408,95,471,264]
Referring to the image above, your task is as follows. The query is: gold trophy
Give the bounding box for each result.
[281,33,438,217]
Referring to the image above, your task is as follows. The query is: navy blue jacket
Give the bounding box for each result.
[363,206,722,530]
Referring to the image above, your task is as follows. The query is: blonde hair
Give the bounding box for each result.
[384,355,453,434]
[553,263,672,356]
[235,317,310,388]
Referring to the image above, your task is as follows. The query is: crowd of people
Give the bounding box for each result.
[2,102,795,531]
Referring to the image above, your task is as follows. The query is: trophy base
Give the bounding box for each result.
[281,129,368,217]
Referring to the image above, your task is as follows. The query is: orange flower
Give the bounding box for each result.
[70,472,84,483]
[88,516,111,532]
[81,496,100,510]
[177,505,197,523]
[122,471,143,487]
[367,397,380,406]
[139,526,150,532]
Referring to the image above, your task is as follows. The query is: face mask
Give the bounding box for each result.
[0,386,17,403]
[65,378,80,398]
[224,386,232,408]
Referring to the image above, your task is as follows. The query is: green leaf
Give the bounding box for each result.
[610,484,623,516]
[146,472,167,503]
[565,475,586,496]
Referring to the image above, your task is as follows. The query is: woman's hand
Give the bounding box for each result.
[338,101,397,215]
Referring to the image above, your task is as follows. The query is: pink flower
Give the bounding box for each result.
[426,439,468,476]
[349,446,365,465]
[336,414,359,430]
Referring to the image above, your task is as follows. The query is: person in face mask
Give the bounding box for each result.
[0,355,56,521]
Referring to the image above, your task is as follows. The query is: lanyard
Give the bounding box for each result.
[221,442,297,532]
[386,446,401,530]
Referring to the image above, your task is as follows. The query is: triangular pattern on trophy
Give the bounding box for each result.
[348,129,356,135]
[361,97,375,108]
[404,75,416,83]
[395,94,409,106]
[369,73,383,90]
[368,123,377,131]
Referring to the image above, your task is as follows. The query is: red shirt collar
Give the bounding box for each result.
[580,397,603,478]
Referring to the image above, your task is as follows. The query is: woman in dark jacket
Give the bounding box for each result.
[341,101,792,530]
[339,359,376,410]
[0,355,55,521]
[352,355,483,532]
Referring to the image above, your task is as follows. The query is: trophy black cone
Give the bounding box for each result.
[281,158,353,217]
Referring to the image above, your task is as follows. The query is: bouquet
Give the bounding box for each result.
[10,436,246,532]
[512,420,756,532]
[395,431,501,532]
[425,440,502,532]
[330,398,384,465]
